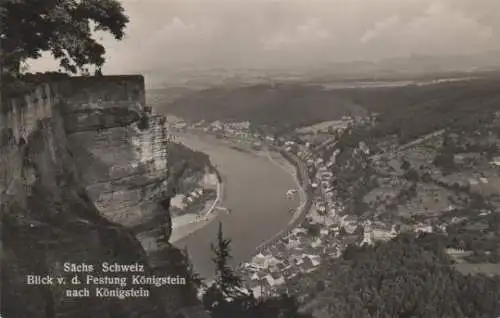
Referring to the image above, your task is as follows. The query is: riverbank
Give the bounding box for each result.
[169,134,310,249]
[169,166,223,243]
[171,132,301,279]
[254,146,312,253]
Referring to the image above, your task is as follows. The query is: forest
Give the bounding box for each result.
[286,233,500,318]
[194,224,500,318]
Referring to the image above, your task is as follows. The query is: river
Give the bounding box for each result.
[171,132,300,280]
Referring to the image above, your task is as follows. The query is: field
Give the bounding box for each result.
[296,120,349,134]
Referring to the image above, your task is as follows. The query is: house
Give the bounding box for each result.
[415,225,433,233]
[469,178,479,185]
[297,257,311,272]
[305,254,321,267]
[291,228,308,236]
[243,262,263,272]
[310,238,323,249]
[267,272,286,287]
[341,214,359,223]
[265,256,282,268]
[453,152,482,165]
[320,228,329,236]
[328,248,342,258]
[372,228,396,241]
[286,238,301,249]
[211,120,223,130]
[316,205,327,213]
[490,156,500,166]
[445,248,472,257]
[282,264,297,278]
[332,226,340,236]
[251,253,281,269]
[361,234,374,246]
[251,253,267,266]
[251,279,269,298]
[359,141,370,155]
[343,221,358,234]
[170,194,187,209]
[298,256,318,273]
[274,262,286,272]
[342,235,360,248]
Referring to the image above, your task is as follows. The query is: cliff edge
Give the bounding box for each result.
[0,76,206,317]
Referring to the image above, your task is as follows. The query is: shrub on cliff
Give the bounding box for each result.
[2,72,70,102]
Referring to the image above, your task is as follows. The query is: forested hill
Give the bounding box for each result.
[163,84,367,128]
[336,75,500,144]
[293,234,500,318]
[157,74,500,134]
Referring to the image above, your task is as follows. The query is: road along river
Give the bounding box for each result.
[171,132,301,280]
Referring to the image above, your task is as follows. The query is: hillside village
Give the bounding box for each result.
[171,108,500,298]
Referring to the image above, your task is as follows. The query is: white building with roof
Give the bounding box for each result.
[415,224,433,233]
[490,157,500,166]
[264,272,285,287]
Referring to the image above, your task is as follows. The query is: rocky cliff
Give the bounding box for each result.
[0,76,206,317]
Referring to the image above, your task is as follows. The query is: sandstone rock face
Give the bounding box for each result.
[0,76,205,317]
[61,77,170,230]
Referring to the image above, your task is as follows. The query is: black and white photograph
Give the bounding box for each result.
[1,0,500,317]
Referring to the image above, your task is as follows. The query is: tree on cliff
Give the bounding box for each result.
[203,222,243,307]
[181,246,204,302]
[0,0,129,76]
[202,221,251,316]
[212,222,243,294]
[202,222,312,318]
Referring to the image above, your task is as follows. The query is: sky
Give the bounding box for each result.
[28,0,500,74]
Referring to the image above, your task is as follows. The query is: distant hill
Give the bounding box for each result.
[160,84,367,130]
[145,51,500,89]
[152,72,500,134]
[334,74,500,144]
[312,51,500,81]
[147,86,196,106]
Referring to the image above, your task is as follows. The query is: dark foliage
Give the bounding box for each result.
[165,84,367,131]
[1,0,129,74]
[2,72,70,102]
[163,75,500,140]
[296,234,500,318]
[201,223,313,318]
[167,142,210,173]
[208,222,243,299]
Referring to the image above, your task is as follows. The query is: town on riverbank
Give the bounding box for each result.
[164,140,225,238]
[168,110,500,299]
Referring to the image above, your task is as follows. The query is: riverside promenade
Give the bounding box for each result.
[169,169,224,243]
[254,145,313,254]
[171,132,301,279]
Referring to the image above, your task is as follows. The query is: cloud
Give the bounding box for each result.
[26,0,500,74]
[261,18,331,50]
[360,15,400,44]
[358,1,497,58]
